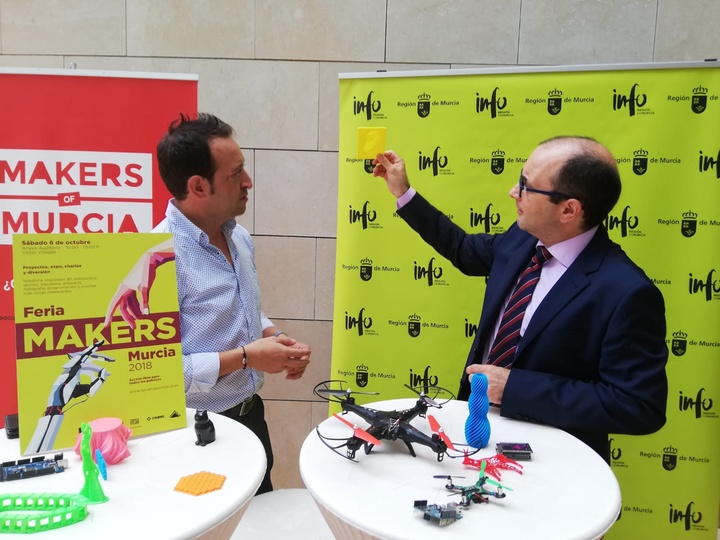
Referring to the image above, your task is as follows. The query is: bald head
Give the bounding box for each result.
[540,136,618,169]
[539,136,622,230]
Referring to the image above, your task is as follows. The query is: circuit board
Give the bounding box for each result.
[0,453,67,482]
[413,500,463,527]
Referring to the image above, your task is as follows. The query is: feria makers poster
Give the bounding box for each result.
[12,232,185,454]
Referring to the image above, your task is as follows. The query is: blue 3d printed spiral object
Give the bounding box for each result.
[464,373,491,448]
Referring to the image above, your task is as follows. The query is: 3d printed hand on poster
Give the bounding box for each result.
[12,233,186,455]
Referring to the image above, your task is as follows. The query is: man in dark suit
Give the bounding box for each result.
[372,136,668,462]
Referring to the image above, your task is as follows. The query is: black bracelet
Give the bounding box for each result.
[241,345,247,369]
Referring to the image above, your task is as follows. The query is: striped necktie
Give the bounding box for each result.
[487,245,552,368]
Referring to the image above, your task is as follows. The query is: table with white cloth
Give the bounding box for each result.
[0,409,265,540]
[300,398,621,540]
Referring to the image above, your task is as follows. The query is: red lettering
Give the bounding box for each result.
[79,162,97,186]
[55,161,76,185]
[2,211,28,233]
[102,163,121,187]
[59,212,79,232]
[117,214,139,232]
[2,211,139,233]
[29,161,52,185]
[82,213,103,233]
[33,212,53,233]
[0,161,25,183]
[125,163,143,187]
[1,159,144,186]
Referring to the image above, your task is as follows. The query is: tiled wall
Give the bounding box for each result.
[1,0,718,491]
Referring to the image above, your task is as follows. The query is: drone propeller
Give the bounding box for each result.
[315,388,352,397]
[433,475,464,480]
[315,386,379,398]
[478,461,512,491]
[333,414,382,446]
[404,384,440,407]
[427,415,455,451]
[484,477,513,491]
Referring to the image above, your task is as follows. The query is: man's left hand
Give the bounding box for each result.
[277,335,311,380]
[466,364,510,404]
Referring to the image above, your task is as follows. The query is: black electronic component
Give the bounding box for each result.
[495,442,533,461]
[4,413,18,439]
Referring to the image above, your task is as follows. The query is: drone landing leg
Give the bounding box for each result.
[363,443,375,455]
[402,440,416,457]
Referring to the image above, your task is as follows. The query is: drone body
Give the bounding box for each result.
[436,460,512,507]
[313,380,458,462]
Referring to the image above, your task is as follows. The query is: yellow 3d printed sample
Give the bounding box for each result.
[174,471,226,496]
[357,127,386,159]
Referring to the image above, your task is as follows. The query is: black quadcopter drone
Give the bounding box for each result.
[313,380,474,462]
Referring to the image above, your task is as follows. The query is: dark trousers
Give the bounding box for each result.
[219,395,274,495]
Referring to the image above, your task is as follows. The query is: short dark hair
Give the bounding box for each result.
[542,136,622,229]
[156,113,234,200]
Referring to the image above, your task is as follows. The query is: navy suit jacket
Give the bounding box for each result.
[399,193,668,461]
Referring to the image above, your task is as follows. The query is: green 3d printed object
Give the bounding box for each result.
[0,493,88,533]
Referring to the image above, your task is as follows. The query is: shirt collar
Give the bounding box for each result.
[539,226,598,269]
[166,199,237,246]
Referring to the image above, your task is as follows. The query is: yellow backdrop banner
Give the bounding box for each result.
[334,62,720,539]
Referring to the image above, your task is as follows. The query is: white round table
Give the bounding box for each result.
[300,399,620,540]
[0,409,266,539]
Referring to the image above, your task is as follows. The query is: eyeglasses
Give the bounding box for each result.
[518,174,571,200]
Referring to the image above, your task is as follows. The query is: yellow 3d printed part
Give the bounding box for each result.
[356,127,386,159]
[0,493,89,533]
[174,471,226,496]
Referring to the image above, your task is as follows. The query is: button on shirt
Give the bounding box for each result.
[154,200,272,412]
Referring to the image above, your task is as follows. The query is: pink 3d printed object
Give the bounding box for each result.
[73,417,131,465]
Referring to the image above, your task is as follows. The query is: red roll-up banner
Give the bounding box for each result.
[0,68,198,428]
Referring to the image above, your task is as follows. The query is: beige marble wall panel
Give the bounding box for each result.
[264,399,312,489]
[64,55,193,75]
[254,236,316,320]
[319,62,449,152]
[0,55,64,68]
[127,0,254,59]
[315,238,336,321]
[259,319,333,401]
[518,0,656,65]
[255,0,386,62]
[190,59,319,151]
[386,0,521,64]
[655,1,720,62]
[0,0,125,55]
[254,150,337,238]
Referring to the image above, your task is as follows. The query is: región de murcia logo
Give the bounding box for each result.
[547,88,562,115]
